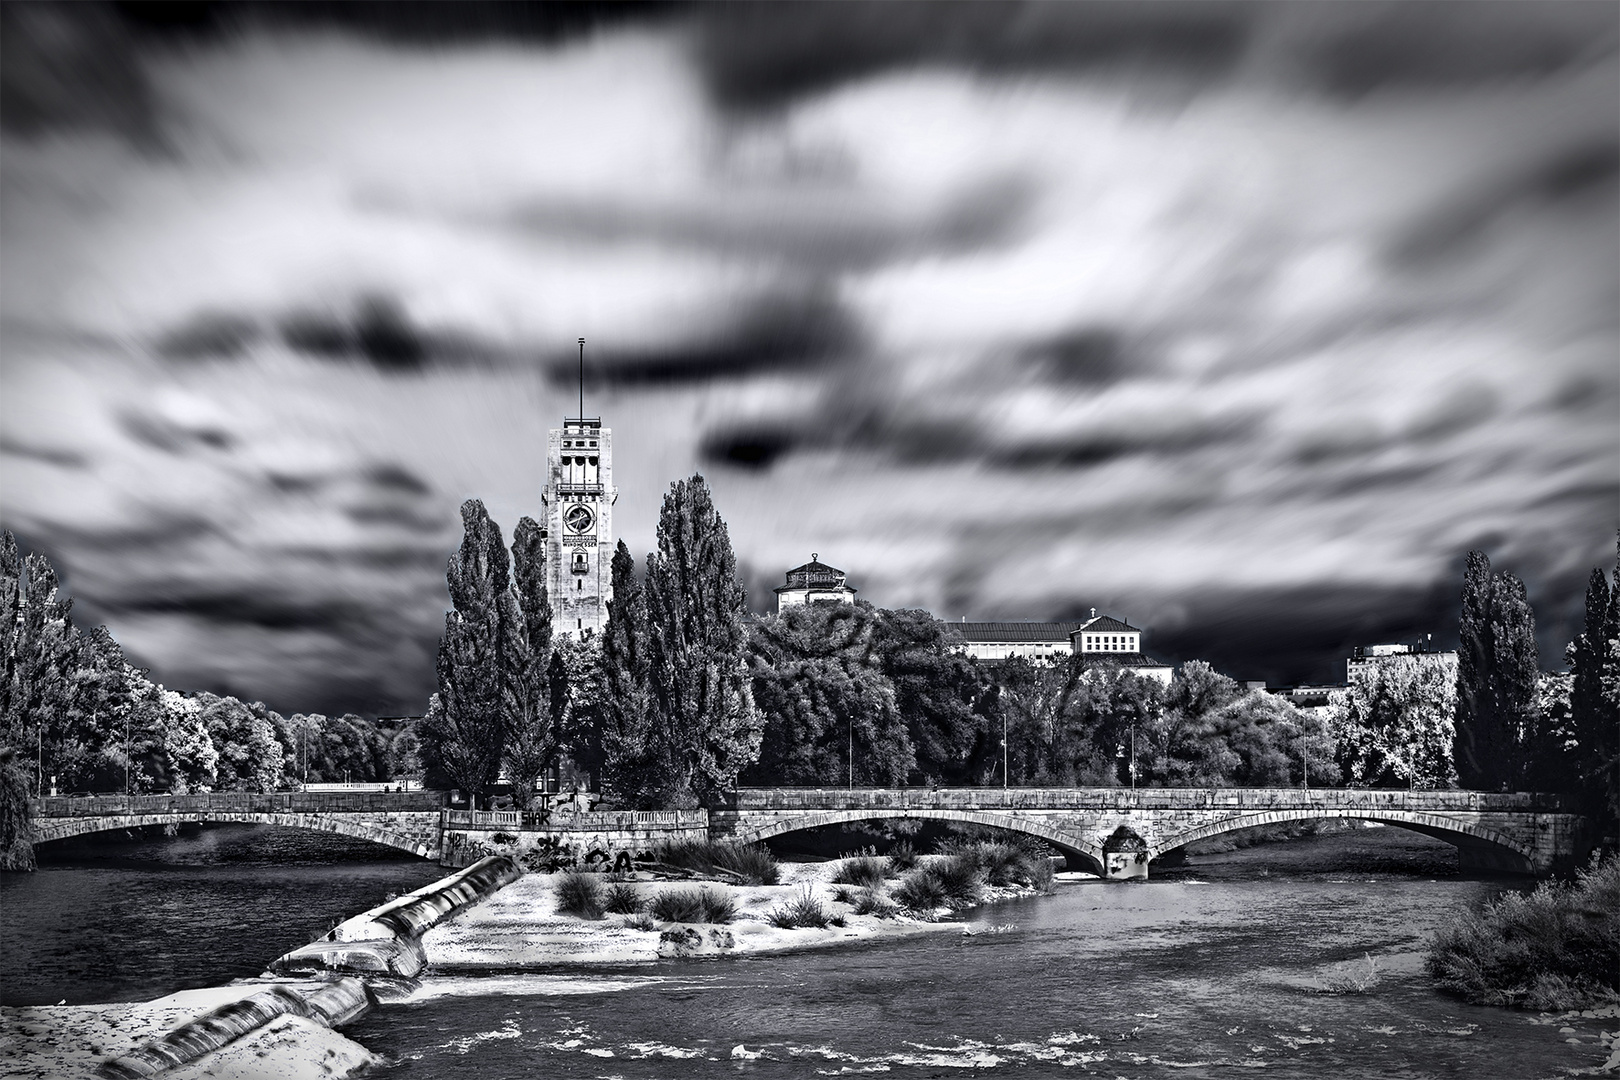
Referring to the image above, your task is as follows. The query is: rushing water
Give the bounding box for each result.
[2,825,1611,1077]
[0,824,442,1006]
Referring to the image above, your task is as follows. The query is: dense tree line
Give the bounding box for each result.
[1447,541,1619,825]
[0,533,412,798]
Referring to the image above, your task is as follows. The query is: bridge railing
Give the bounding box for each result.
[34,791,448,816]
[723,787,1569,813]
[442,809,710,832]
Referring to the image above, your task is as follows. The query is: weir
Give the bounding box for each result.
[34,787,1591,878]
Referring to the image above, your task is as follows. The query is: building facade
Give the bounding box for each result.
[543,415,615,637]
[952,621,1082,662]
[1346,642,1459,684]
[948,610,1173,682]
[774,555,859,611]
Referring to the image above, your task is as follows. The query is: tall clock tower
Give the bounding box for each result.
[543,414,615,637]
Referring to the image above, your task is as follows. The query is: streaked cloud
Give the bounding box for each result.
[1,3,1614,714]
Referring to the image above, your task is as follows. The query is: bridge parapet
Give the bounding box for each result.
[35,791,446,817]
[724,787,1569,813]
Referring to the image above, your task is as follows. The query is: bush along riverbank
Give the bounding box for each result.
[1427,853,1619,1011]
[420,837,1061,967]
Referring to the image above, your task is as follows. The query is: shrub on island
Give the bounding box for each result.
[650,887,737,924]
[604,882,645,915]
[767,888,832,929]
[1427,854,1620,1011]
[556,872,606,919]
[832,852,889,890]
[651,840,781,885]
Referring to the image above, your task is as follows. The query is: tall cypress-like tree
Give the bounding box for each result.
[598,540,661,805]
[1568,535,1619,826]
[1455,550,1541,791]
[504,515,560,808]
[422,500,513,805]
[641,476,762,807]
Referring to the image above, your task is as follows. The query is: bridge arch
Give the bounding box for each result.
[1149,808,1536,875]
[33,812,438,860]
[731,808,1106,877]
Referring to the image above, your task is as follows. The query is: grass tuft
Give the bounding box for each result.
[852,888,898,918]
[833,853,889,890]
[650,887,736,924]
[893,869,949,915]
[651,839,781,884]
[622,911,656,932]
[767,887,832,929]
[887,840,918,872]
[556,871,605,919]
[604,881,645,915]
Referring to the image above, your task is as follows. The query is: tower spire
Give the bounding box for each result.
[577,337,585,419]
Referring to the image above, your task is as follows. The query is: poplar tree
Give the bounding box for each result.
[1568,535,1619,824]
[504,515,560,808]
[641,476,762,807]
[422,500,513,805]
[598,540,662,805]
[1455,551,1541,791]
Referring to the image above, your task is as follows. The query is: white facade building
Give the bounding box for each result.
[948,609,1174,683]
[774,555,859,611]
[1346,642,1459,684]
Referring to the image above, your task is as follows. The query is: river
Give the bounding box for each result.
[3,824,1611,1078]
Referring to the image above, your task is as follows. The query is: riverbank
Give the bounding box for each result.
[0,983,376,1080]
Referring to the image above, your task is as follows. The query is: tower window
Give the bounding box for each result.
[571,551,589,574]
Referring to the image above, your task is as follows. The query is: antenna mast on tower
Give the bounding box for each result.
[577,338,585,418]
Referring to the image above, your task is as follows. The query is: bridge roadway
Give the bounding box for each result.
[33,787,1588,878]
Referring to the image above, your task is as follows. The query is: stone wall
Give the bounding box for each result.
[438,811,710,870]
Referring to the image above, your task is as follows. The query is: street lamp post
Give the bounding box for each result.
[1130,723,1137,792]
[1002,709,1008,791]
[848,718,854,792]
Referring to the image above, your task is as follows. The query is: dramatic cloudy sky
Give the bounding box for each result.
[2,1,1615,716]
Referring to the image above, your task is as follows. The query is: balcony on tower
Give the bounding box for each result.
[556,416,605,493]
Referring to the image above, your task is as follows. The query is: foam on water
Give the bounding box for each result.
[405,973,712,1001]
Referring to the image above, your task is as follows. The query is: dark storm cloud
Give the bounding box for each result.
[690,1,1617,110]
[692,1,1255,111]
[0,437,88,470]
[117,407,236,453]
[154,297,505,371]
[110,589,380,634]
[1023,329,1130,387]
[1298,1,1616,99]
[0,2,165,145]
[506,172,1036,272]
[1128,580,1459,686]
[550,289,861,387]
[1392,140,1620,265]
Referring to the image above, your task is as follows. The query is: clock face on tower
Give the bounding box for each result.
[565,504,595,534]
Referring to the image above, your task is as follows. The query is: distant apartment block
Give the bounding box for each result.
[951,610,1174,684]
[1346,642,1459,684]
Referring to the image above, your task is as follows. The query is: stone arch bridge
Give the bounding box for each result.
[712,787,1588,878]
[33,792,446,861]
[34,787,1589,879]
